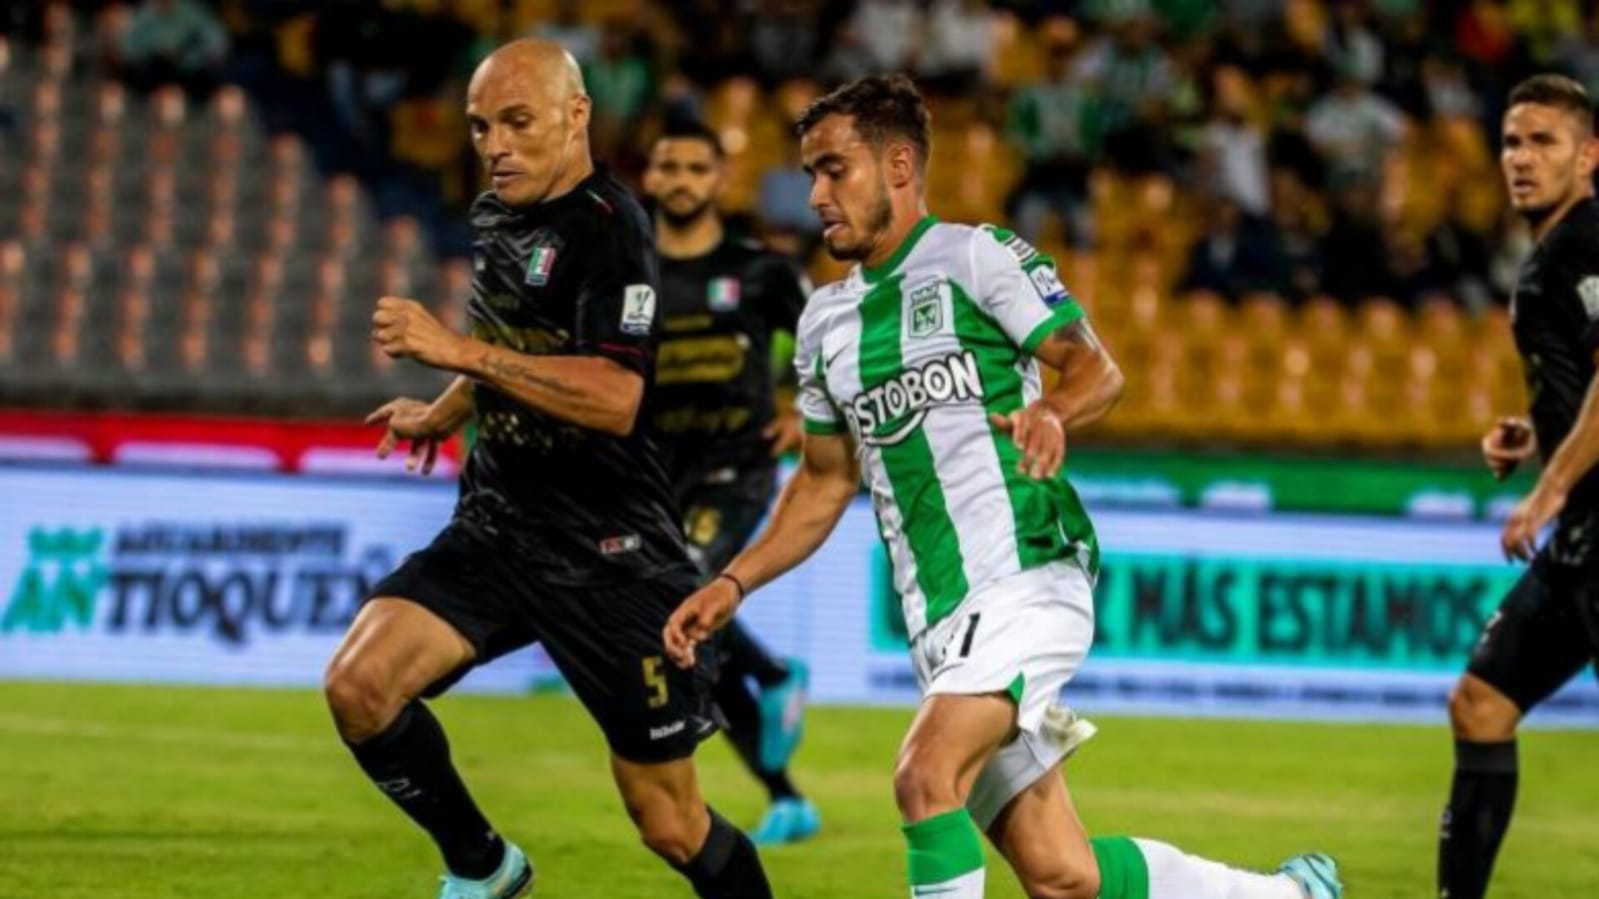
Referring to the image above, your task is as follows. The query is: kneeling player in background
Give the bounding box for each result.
[1441,74,1599,899]
[643,118,820,845]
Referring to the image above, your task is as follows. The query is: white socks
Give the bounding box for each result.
[1133,838,1302,899]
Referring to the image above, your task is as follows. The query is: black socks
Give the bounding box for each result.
[1438,738,1518,899]
[713,668,803,802]
[673,808,773,899]
[722,619,790,688]
[347,701,505,880]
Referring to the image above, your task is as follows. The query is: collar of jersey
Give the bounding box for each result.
[472,164,605,225]
[862,215,938,284]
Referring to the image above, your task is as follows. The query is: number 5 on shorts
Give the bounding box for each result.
[643,655,669,709]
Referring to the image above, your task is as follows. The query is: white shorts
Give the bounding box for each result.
[909,559,1095,829]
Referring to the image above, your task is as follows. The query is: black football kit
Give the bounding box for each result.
[1468,197,1599,709]
[372,170,713,764]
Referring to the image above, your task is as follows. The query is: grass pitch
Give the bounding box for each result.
[1,681,1595,898]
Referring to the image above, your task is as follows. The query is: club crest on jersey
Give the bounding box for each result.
[844,350,984,446]
[707,277,741,312]
[908,280,945,338]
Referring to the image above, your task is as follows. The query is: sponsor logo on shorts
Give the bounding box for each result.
[649,719,686,740]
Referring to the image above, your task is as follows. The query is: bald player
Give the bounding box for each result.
[325,41,773,899]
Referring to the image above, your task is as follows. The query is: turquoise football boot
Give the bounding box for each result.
[757,658,810,772]
[749,797,821,846]
[1279,852,1343,899]
[437,842,533,899]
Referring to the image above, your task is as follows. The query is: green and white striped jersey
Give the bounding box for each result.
[796,216,1100,640]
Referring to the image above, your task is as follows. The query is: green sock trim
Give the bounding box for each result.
[1092,836,1150,899]
[902,808,985,886]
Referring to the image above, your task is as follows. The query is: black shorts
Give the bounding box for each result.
[1466,562,1599,712]
[677,465,776,578]
[368,521,715,764]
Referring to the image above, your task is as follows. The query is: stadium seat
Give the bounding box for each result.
[1180,290,1229,349]
[0,240,24,282]
[0,283,16,365]
[1202,333,1260,443]
[383,217,425,263]
[209,85,248,130]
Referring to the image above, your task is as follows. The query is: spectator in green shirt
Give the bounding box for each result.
[1005,32,1106,249]
[118,0,228,99]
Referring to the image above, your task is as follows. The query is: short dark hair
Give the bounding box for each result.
[1509,74,1595,133]
[655,117,725,159]
[795,74,932,170]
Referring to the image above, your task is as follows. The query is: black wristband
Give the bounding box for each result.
[716,572,747,601]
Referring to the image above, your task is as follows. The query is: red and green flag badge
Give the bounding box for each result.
[525,245,558,287]
[707,276,741,312]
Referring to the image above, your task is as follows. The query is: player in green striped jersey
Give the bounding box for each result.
[665,75,1342,899]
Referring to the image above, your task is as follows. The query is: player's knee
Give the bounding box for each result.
[1007,837,1100,899]
[893,747,960,820]
[617,778,705,866]
[633,808,701,865]
[1021,866,1100,899]
[323,659,399,743]
[1448,678,1519,740]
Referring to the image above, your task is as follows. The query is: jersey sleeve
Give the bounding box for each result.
[971,225,1085,355]
[793,301,844,435]
[1556,247,1599,351]
[572,212,659,375]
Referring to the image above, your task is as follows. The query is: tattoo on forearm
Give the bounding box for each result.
[479,349,582,399]
[1050,319,1101,351]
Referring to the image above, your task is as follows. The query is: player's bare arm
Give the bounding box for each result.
[1503,347,1599,559]
[1482,416,1537,480]
[762,410,805,457]
[371,295,643,437]
[663,430,860,667]
[989,319,1125,481]
[365,375,475,475]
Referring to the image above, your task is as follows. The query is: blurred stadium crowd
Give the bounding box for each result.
[1,0,1588,448]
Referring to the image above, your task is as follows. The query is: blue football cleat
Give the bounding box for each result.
[1279,852,1342,899]
[757,658,809,772]
[749,797,821,846]
[437,842,533,899]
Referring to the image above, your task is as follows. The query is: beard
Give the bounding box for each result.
[658,192,715,228]
[1517,199,1557,230]
[826,177,894,261]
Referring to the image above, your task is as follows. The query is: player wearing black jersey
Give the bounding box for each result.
[323,41,772,899]
[642,119,819,846]
[1440,74,1599,899]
